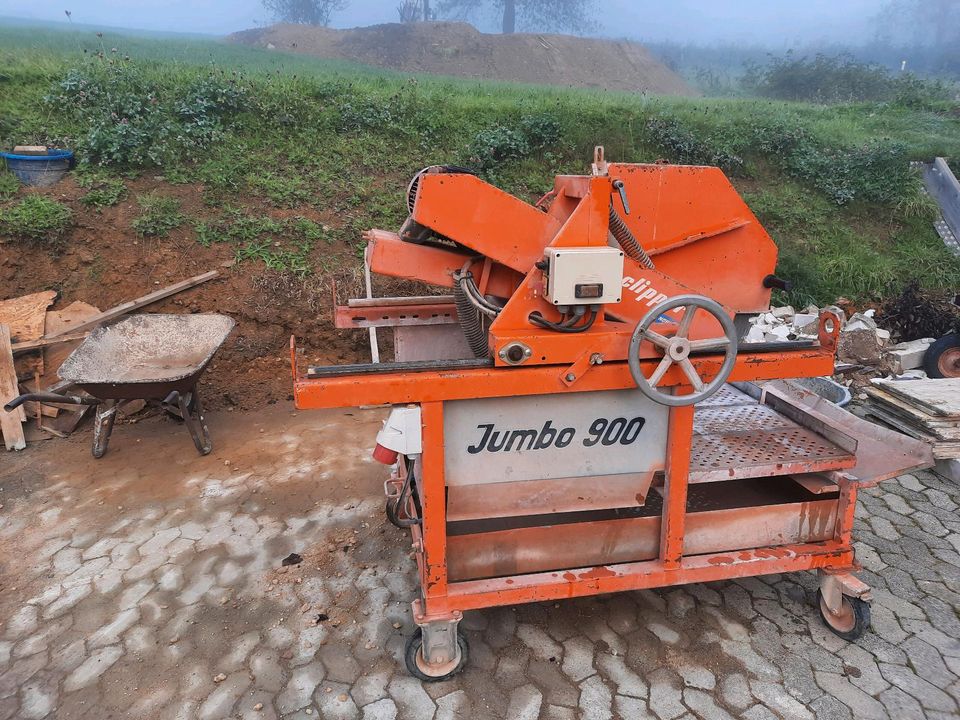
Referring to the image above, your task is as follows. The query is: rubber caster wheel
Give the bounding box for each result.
[817,589,871,641]
[404,627,468,682]
[924,334,960,378]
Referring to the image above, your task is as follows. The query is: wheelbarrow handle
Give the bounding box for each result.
[3,392,100,412]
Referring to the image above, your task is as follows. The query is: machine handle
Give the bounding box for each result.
[3,392,99,412]
[763,274,793,292]
[612,179,630,215]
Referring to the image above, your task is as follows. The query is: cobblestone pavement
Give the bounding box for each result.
[1,406,959,720]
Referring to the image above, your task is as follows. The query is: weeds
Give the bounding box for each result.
[79,176,126,209]
[0,170,18,200]
[195,210,327,275]
[0,195,72,242]
[132,192,184,236]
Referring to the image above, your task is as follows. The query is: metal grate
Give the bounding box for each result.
[694,404,794,435]
[690,397,854,480]
[699,384,756,408]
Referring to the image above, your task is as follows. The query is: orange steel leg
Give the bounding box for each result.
[660,404,695,569]
[419,401,448,612]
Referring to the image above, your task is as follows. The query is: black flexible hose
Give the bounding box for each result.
[609,204,654,269]
[453,270,490,357]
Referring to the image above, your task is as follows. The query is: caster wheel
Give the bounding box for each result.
[404,627,468,682]
[817,589,870,641]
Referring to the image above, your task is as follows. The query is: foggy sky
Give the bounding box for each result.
[0,0,884,46]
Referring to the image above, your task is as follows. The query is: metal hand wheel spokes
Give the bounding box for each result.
[628,294,738,407]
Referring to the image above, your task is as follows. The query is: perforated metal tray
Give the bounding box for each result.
[690,396,856,483]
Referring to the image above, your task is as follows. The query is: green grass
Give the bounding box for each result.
[195,210,327,275]
[1,22,960,303]
[0,194,72,242]
[132,192,184,237]
[0,170,18,200]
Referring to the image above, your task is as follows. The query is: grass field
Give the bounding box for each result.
[2,22,960,306]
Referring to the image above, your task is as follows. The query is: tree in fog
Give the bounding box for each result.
[262,0,349,26]
[398,0,433,22]
[874,0,960,48]
[440,0,595,35]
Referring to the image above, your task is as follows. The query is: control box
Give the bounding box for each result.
[543,246,624,306]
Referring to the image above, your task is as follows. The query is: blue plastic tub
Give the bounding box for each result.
[1,148,74,187]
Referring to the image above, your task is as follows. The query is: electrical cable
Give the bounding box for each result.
[528,310,598,333]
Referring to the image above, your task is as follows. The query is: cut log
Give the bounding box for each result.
[0,324,26,450]
[44,271,220,338]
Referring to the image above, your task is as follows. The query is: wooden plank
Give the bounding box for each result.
[0,324,26,451]
[40,302,101,390]
[12,332,89,355]
[44,271,220,338]
[0,291,57,342]
[875,379,960,418]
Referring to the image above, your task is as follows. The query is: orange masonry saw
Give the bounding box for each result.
[291,148,932,680]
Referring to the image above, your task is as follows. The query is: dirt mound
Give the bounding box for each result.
[229,22,696,97]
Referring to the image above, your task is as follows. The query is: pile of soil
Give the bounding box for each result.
[229,22,696,97]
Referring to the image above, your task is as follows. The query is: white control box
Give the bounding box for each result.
[543,246,624,306]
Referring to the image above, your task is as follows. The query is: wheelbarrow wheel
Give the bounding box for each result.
[404,627,468,682]
[816,589,870,641]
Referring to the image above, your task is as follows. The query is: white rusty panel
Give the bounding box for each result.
[443,389,669,486]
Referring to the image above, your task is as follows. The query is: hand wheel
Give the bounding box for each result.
[627,294,738,407]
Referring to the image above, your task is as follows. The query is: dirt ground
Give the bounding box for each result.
[229,22,696,97]
[0,177,374,413]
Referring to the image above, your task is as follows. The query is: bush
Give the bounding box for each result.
[0,195,72,242]
[786,140,911,205]
[132,192,184,236]
[469,113,563,170]
[744,52,951,105]
[644,116,744,174]
[47,56,250,167]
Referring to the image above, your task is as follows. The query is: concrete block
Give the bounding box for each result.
[884,338,934,375]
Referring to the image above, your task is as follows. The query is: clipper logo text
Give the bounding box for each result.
[621,276,684,315]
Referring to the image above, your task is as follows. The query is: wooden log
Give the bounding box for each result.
[0,324,26,450]
[44,270,221,338]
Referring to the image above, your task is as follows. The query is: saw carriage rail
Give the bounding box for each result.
[291,149,933,681]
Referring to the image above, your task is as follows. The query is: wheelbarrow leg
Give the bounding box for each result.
[179,390,212,456]
[92,400,118,459]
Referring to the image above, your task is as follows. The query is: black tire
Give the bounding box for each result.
[385,498,405,528]
[923,334,960,378]
[816,590,870,641]
[404,627,468,682]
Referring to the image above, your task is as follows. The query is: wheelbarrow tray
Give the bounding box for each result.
[57,313,235,400]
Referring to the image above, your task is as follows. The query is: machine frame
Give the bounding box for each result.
[292,152,932,680]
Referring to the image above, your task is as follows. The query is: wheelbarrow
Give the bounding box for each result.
[5,313,235,458]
